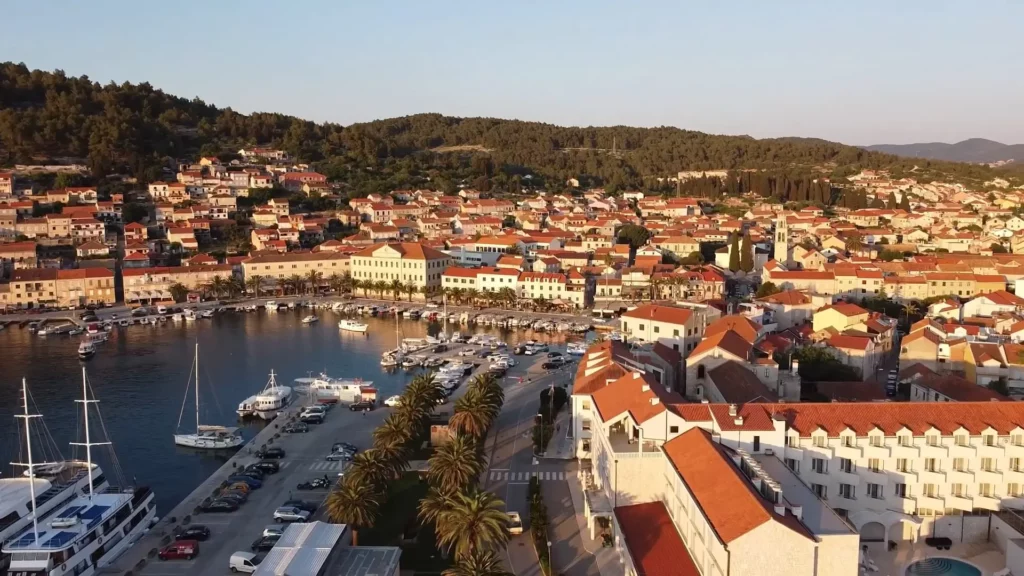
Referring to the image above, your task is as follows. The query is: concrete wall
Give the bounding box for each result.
[815,533,862,576]
[923,515,990,543]
[730,521,816,576]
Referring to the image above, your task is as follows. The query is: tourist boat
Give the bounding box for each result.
[338,319,368,333]
[293,373,375,403]
[302,315,319,324]
[237,371,293,420]
[174,345,244,449]
[77,341,96,360]
[2,374,156,576]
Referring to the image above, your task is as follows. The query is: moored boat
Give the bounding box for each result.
[338,319,368,333]
[302,315,319,324]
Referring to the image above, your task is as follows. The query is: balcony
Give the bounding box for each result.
[894,469,919,484]
[890,496,918,515]
[920,469,947,484]
[863,444,891,459]
[912,495,945,511]
[862,468,888,485]
[834,444,862,460]
[836,469,861,486]
[946,494,974,512]
[976,469,1003,486]
[1005,468,1024,484]
[948,469,975,485]
[920,443,949,459]
[978,443,1005,459]
[784,446,805,461]
[606,430,662,459]
[973,495,1001,511]
[1006,443,1024,458]
[892,444,920,459]
[949,443,977,459]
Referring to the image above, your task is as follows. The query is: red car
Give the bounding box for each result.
[158,540,199,560]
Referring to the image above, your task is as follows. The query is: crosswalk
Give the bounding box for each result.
[488,470,566,482]
[308,461,347,471]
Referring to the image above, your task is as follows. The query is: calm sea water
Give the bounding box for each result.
[0,309,582,514]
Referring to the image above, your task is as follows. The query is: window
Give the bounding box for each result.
[953,458,967,472]
[899,435,913,447]
[842,436,854,447]
[869,436,884,447]
[982,458,997,472]
[812,484,827,498]
[812,458,828,474]
[753,436,760,452]
[895,483,909,498]
[868,459,883,473]
[669,426,679,434]
[951,483,968,497]
[1009,483,1022,497]
[925,458,939,472]
[980,484,995,498]
[927,436,940,447]
[985,435,997,447]
[785,458,800,473]
[867,483,884,499]
[1012,458,1022,472]
[839,484,856,499]
[839,458,855,473]
[786,435,798,447]
[923,484,939,498]
[813,436,827,448]
[653,326,660,334]
[956,435,970,447]
[673,329,680,337]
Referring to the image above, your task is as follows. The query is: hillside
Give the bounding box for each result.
[866,138,1024,164]
[0,62,1007,195]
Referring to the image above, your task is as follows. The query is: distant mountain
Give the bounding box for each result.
[865,138,1024,164]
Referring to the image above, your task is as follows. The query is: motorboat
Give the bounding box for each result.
[2,376,153,576]
[380,355,399,368]
[302,315,319,324]
[567,341,588,355]
[237,370,293,420]
[77,341,96,360]
[293,373,375,403]
[265,300,278,311]
[338,319,368,333]
[174,344,244,449]
[199,309,214,319]
[68,326,84,336]
[401,356,421,368]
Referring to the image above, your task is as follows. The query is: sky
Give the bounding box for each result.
[2,1,1022,145]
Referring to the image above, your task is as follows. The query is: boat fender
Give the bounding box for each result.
[61,564,65,572]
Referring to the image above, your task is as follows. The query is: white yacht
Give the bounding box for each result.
[236,371,293,420]
[338,319,368,333]
[77,341,96,361]
[264,300,278,311]
[293,373,376,404]
[2,375,157,576]
[174,344,244,449]
[567,341,588,355]
[301,315,319,324]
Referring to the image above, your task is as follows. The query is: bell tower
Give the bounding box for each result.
[774,216,789,264]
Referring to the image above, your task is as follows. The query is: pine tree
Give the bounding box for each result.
[728,232,740,272]
[740,231,754,273]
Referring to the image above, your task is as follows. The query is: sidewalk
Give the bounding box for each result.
[541,409,575,460]
[564,467,620,576]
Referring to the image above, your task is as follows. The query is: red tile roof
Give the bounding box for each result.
[689,329,752,361]
[621,304,693,326]
[706,361,777,404]
[614,502,700,576]
[590,371,680,424]
[704,315,760,344]
[764,401,1024,435]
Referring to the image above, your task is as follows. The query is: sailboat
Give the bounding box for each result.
[380,312,402,367]
[2,373,157,576]
[174,344,243,449]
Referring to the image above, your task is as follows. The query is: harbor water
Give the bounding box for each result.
[0,307,586,514]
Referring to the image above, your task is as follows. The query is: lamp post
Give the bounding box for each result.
[546,540,553,574]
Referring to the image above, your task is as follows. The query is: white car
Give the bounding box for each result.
[273,506,310,523]
[459,348,476,356]
[384,395,402,407]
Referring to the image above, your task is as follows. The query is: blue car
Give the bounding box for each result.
[227,475,263,489]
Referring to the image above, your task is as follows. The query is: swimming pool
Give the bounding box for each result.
[906,557,982,576]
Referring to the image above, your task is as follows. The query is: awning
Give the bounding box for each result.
[126,291,140,301]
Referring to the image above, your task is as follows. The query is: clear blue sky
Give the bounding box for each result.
[3,1,1021,145]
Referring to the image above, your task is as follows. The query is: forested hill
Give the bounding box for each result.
[0,62,1004,192]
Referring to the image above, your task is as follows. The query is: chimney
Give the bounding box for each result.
[728,404,738,417]
[641,384,650,392]
[774,504,787,516]
[650,397,660,406]
[734,416,744,426]
[752,478,764,490]
[790,506,803,520]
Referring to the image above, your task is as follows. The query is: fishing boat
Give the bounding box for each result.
[1,373,156,576]
[338,319,368,333]
[237,371,293,420]
[293,373,375,403]
[302,315,319,324]
[174,344,243,449]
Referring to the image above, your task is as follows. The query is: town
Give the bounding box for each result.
[6,145,1024,576]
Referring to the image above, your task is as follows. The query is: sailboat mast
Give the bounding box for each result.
[195,343,200,433]
[20,379,40,544]
[82,368,93,499]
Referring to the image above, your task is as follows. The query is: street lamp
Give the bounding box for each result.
[546,541,553,573]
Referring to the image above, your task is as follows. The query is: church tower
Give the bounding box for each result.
[774,216,789,265]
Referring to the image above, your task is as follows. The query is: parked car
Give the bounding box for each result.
[226,475,262,489]
[383,395,401,407]
[262,525,286,538]
[541,362,562,370]
[546,351,562,358]
[248,461,280,474]
[201,499,239,513]
[333,442,358,453]
[256,447,286,459]
[433,344,448,353]
[215,493,247,506]
[229,552,264,574]
[223,481,252,494]
[300,413,324,425]
[250,535,280,552]
[175,526,211,541]
[282,499,318,514]
[273,506,311,523]
[508,512,523,535]
[325,451,353,462]
[459,347,477,356]
[283,422,309,433]
[349,401,375,412]
[159,540,199,561]
[234,468,265,480]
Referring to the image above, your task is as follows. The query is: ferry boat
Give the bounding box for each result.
[2,376,157,576]
[174,345,244,449]
[301,315,319,324]
[77,341,96,361]
[237,371,293,420]
[293,373,376,404]
[338,319,368,333]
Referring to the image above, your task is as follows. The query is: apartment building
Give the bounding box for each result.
[518,271,566,302]
[0,268,115,309]
[242,252,351,285]
[350,243,450,299]
[123,265,235,303]
[572,341,1024,575]
[619,303,709,354]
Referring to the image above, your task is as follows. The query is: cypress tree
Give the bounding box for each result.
[728,232,740,272]
[740,231,754,273]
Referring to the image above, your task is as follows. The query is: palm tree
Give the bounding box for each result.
[451,288,466,305]
[465,289,480,307]
[210,276,228,299]
[450,388,498,438]
[442,287,455,306]
[305,270,322,295]
[499,287,517,310]
[349,449,398,491]
[340,272,354,294]
[245,275,264,298]
[326,273,343,294]
[373,413,413,450]
[418,485,458,527]
[351,278,365,298]
[373,280,388,299]
[287,274,304,296]
[427,434,484,493]
[389,279,404,301]
[325,476,379,546]
[404,281,419,302]
[169,282,189,303]
[442,549,513,576]
[435,488,511,559]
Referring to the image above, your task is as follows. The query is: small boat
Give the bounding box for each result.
[302,315,319,324]
[78,341,96,360]
[401,356,421,368]
[200,309,214,319]
[380,355,399,368]
[339,319,368,333]
[265,300,278,311]
[567,341,588,355]
[175,344,244,449]
[68,326,84,336]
